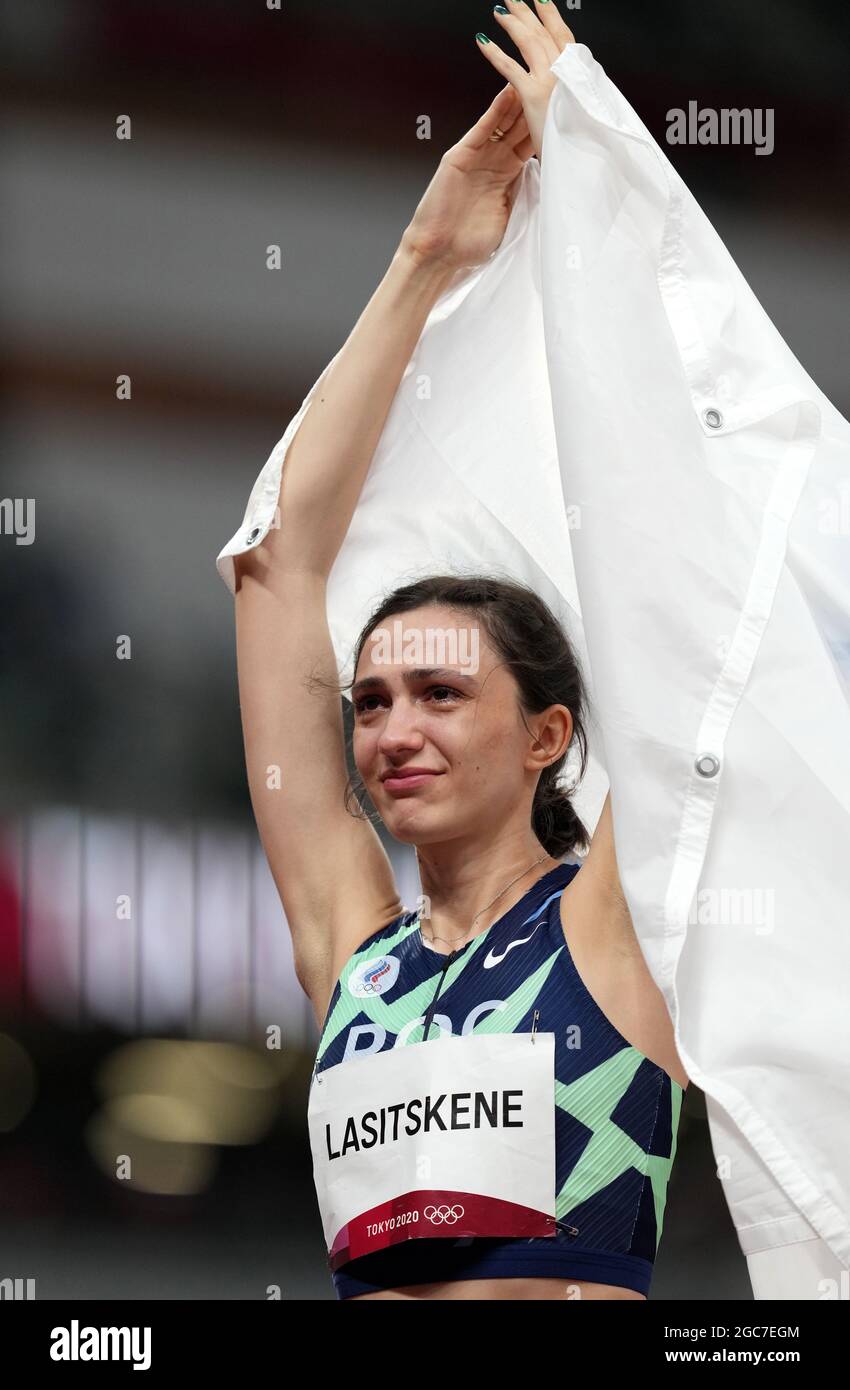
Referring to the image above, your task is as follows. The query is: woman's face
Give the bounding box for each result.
[350,603,571,846]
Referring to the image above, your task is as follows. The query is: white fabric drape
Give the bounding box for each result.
[217,44,850,1295]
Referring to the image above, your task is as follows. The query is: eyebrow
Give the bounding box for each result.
[350,667,479,700]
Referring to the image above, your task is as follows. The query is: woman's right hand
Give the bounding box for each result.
[401,83,536,273]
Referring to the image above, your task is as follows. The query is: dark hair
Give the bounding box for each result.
[321,573,590,858]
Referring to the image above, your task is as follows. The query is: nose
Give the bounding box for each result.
[375,693,426,756]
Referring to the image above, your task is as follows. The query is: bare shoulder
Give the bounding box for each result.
[559,797,690,1090]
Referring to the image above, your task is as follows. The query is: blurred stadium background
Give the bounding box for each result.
[1,0,848,1299]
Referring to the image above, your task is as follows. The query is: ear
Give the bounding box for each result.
[527,704,573,770]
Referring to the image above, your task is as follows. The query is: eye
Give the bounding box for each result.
[354,694,385,715]
[425,685,462,703]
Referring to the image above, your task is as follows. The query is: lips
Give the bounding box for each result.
[379,767,443,794]
[379,766,440,782]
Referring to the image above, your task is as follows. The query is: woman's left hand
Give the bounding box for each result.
[475,1,576,163]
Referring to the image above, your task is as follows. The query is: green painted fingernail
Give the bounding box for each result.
[475,32,491,43]
[494,5,509,13]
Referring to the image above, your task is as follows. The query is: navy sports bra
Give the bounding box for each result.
[312,861,684,1298]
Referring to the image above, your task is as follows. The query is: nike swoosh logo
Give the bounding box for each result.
[481,885,568,969]
[483,921,542,969]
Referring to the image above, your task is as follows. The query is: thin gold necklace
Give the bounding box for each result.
[417,853,551,952]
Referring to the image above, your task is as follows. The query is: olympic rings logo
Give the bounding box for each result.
[423,1204,465,1225]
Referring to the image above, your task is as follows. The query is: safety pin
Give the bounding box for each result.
[553,1218,580,1237]
[530,1008,540,1043]
[313,1057,323,1085]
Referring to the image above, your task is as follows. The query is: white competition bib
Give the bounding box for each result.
[307,1031,557,1269]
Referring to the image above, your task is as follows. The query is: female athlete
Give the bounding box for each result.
[232,2,690,1301]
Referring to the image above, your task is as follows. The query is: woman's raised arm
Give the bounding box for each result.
[233,86,535,1024]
